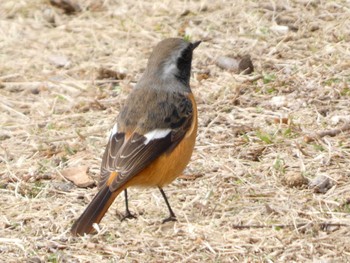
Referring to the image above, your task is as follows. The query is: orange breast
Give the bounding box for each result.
[124,93,198,188]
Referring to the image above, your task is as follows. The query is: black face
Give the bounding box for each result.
[175,44,195,86]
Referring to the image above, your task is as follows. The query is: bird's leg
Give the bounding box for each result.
[158,187,177,223]
[120,189,137,221]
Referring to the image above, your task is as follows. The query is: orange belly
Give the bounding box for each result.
[124,93,198,188]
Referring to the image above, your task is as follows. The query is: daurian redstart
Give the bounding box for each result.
[71,38,200,236]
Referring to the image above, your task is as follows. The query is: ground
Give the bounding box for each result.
[1,0,350,262]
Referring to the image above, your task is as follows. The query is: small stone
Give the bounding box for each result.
[238,55,254,74]
[309,174,333,193]
[216,55,254,74]
[270,96,287,107]
[216,56,239,72]
[270,25,289,35]
[48,54,70,68]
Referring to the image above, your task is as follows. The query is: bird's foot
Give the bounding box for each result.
[162,215,177,224]
[119,210,137,221]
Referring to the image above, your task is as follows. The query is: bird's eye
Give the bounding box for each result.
[174,45,194,84]
[179,46,192,62]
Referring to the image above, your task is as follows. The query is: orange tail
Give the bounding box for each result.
[71,186,122,236]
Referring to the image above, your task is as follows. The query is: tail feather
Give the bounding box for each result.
[71,186,122,236]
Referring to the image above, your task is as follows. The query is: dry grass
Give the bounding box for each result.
[1,0,350,262]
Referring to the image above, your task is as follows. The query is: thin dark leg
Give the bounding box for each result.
[158,187,177,223]
[121,189,136,221]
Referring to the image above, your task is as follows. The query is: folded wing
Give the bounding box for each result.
[99,89,193,192]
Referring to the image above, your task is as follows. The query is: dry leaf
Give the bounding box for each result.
[52,182,75,192]
[97,67,126,80]
[265,204,279,215]
[282,172,309,188]
[232,124,254,136]
[240,146,266,161]
[178,173,203,180]
[259,3,285,11]
[273,117,289,124]
[50,0,81,14]
[196,69,210,81]
[61,166,95,188]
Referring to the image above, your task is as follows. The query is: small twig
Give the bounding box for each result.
[0,238,25,251]
[317,122,350,137]
[0,102,30,121]
[0,73,22,81]
[294,142,311,157]
[178,173,203,180]
[75,130,87,140]
[232,222,349,230]
[196,142,247,149]
[229,75,263,103]
[242,74,263,83]
[41,130,101,143]
[231,85,241,103]
[304,122,350,143]
[2,79,122,87]
[233,74,263,84]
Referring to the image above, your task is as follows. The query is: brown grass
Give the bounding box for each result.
[1,0,350,262]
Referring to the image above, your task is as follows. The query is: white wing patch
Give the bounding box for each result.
[144,129,171,144]
[110,123,118,137]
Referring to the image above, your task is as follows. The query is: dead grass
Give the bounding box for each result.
[1,0,350,262]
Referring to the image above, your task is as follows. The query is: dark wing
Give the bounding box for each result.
[99,90,193,191]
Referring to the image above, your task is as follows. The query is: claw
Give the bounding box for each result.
[121,211,137,221]
[162,215,177,224]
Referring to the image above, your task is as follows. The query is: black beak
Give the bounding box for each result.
[191,40,201,50]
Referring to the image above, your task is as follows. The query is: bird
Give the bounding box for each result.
[71,38,201,236]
